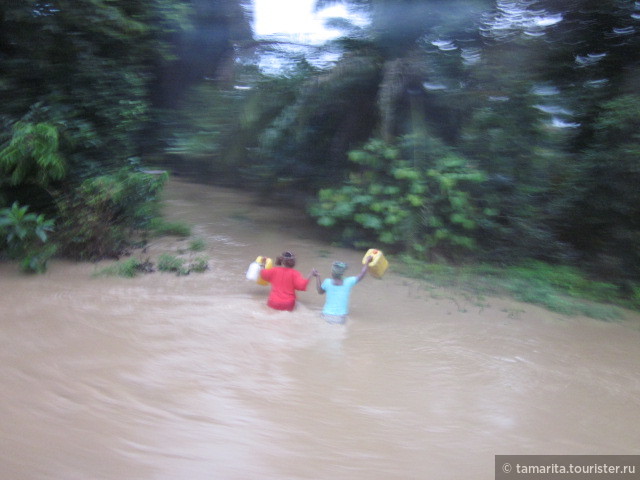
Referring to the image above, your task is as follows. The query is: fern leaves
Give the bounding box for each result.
[0,122,66,186]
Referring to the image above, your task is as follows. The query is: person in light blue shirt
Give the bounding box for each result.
[313,256,372,324]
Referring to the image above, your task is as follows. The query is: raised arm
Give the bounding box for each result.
[356,256,373,283]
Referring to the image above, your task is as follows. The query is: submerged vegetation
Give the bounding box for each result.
[94,258,151,279]
[1,1,639,314]
[148,218,192,238]
[94,236,209,278]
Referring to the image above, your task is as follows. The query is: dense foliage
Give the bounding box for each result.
[1,0,639,302]
[0,0,251,268]
[0,201,56,272]
[54,169,168,260]
[225,0,639,289]
[310,137,489,260]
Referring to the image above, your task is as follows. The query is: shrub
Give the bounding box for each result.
[188,255,209,272]
[157,253,187,274]
[94,258,143,278]
[559,94,640,280]
[632,285,640,309]
[55,169,168,259]
[0,202,56,273]
[189,237,206,251]
[309,137,488,259]
[0,122,65,187]
[148,218,191,237]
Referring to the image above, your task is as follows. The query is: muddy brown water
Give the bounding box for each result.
[1,179,639,480]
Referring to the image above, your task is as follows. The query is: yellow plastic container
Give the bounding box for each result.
[256,256,273,286]
[363,248,388,279]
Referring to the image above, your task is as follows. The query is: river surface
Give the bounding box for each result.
[1,179,639,480]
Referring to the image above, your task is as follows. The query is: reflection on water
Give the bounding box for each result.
[1,179,639,480]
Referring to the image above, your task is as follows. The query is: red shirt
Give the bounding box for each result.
[260,266,309,311]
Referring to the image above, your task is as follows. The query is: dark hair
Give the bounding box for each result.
[277,251,296,267]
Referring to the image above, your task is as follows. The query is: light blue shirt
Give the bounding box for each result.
[321,276,358,316]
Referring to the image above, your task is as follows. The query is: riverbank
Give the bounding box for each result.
[393,257,640,323]
[73,174,640,325]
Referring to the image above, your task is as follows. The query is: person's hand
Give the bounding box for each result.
[365,255,373,264]
[311,268,319,277]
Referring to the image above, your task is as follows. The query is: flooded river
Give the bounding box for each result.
[1,179,639,479]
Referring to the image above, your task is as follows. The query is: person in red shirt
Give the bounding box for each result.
[259,251,317,311]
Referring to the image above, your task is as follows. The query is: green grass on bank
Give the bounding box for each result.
[394,256,640,321]
[148,218,191,238]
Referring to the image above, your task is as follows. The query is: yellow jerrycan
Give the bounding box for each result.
[255,256,273,286]
[363,248,388,278]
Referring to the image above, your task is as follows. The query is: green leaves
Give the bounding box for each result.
[0,122,66,186]
[0,0,195,179]
[348,139,399,168]
[0,202,54,244]
[560,94,640,275]
[54,169,167,260]
[0,202,56,273]
[309,137,488,257]
[354,213,383,230]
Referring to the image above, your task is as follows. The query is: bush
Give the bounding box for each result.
[309,137,488,259]
[157,253,187,274]
[0,122,66,187]
[189,237,206,251]
[559,95,640,280]
[55,169,168,259]
[188,255,209,272]
[0,202,56,273]
[94,258,144,278]
[157,253,209,275]
[148,218,191,237]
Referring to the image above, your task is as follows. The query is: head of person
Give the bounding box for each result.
[331,261,347,279]
[277,251,296,268]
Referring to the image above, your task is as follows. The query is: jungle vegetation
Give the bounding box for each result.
[1,1,638,310]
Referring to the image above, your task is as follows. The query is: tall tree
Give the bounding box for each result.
[0,0,194,177]
[153,0,253,108]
